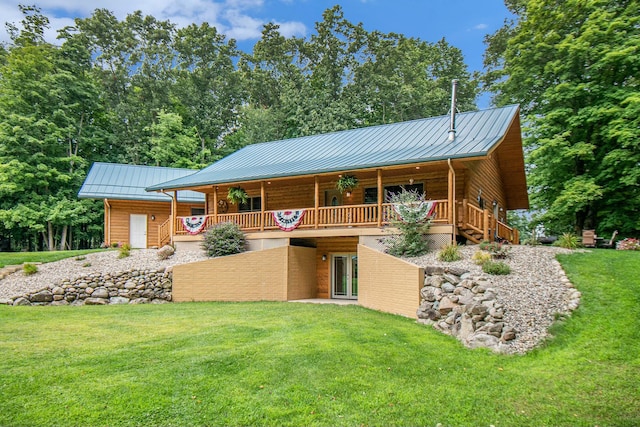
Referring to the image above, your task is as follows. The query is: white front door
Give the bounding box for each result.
[129,214,148,248]
[331,253,358,300]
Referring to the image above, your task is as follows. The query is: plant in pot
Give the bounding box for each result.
[336,174,359,197]
[227,186,249,205]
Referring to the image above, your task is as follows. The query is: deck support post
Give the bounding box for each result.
[377,169,383,227]
[104,199,111,246]
[314,176,319,229]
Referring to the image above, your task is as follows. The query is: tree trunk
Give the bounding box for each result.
[47,221,54,251]
[59,225,68,251]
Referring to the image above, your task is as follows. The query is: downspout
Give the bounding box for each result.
[104,199,111,246]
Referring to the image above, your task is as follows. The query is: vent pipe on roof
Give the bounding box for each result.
[448,79,458,142]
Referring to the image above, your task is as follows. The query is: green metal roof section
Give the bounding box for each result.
[147,105,521,191]
[79,162,205,203]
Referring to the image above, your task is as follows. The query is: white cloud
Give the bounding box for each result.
[0,0,305,44]
[471,23,488,31]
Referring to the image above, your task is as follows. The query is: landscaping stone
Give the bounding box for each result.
[30,290,53,303]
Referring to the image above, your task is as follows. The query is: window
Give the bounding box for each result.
[364,183,424,204]
[191,207,205,216]
[239,196,262,212]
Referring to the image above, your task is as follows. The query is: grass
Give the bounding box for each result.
[0,250,638,426]
[0,249,106,268]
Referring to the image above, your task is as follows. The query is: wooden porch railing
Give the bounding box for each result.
[158,218,171,247]
[164,198,518,244]
[172,200,449,235]
[458,199,517,243]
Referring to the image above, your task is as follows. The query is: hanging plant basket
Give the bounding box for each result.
[227,186,249,205]
[336,174,359,195]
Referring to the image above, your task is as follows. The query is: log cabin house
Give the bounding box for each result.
[142,104,529,311]
[78,162,205,248]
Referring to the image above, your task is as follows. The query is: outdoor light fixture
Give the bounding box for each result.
[409,178,414,185]
[322,254,327,261]
[151,215,156,221]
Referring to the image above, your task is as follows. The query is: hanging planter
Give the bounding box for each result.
[336,174,359,197]
[227,186,249,205]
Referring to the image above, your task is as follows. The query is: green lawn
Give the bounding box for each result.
[0,249,638,426]
[0,249,106,268]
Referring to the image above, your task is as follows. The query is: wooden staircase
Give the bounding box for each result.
[456,199,519,244]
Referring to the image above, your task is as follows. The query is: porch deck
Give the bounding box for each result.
[159,199,518,246]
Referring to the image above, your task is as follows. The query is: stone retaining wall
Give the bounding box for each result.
[1,268,173,306]
[416,266,580,353]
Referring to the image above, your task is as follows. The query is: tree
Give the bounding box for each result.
[149,111,203,169]
[0,6,105,250]
[483,0,640,235]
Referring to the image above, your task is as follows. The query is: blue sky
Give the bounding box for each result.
[0,0,513,107]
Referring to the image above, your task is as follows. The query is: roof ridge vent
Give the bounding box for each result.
[448,79,458,142]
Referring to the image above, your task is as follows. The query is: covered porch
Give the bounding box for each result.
[157,162,519,247]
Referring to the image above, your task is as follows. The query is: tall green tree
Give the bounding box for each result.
[484,0,640,235]
[0,6,105,250]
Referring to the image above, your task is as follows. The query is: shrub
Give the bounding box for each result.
[83,262,92,267]
[111,242,120,248]
[616,238,640,251]
[437,243,462,262]
[482,260,511,275]
[479,241,511,258]
[472,250,492,265]
[118,243,131,259]
[555,232,579,249]
[386,189,434,257]
[75,256,86,261]
[202,222,246,257]
[23,263,38,275]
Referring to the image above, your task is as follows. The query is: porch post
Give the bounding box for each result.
[170,191,177,245]
[447,160,455,225]
[261,181,266,231]
[377,169,383,227]
[314,175,319,229]
[213,187,218,222]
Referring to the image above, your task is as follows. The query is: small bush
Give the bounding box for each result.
[616,238,640,251]
[202,222,246,257]
[82,262,92,267]
[472,250,491,265]
[111,242,120,248]
[437,243,462,262]
[555,232,579,249]
[23,263,38,275]
[118,243,131,259]
[482,260,511,275]
[75,256,86,261]
[479,241,511,258]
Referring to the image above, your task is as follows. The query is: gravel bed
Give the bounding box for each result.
[404,245,575,354]
[0,249,207,300]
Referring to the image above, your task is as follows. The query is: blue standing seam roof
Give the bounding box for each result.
[78,163,205,203]
[146,105,521,192]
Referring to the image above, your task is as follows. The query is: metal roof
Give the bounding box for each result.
[147,105,521,191]
[78,162,205,203]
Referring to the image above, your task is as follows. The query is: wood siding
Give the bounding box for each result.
[465,156,508,223]
[106,200,203,247]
